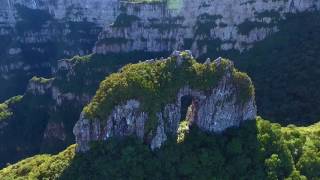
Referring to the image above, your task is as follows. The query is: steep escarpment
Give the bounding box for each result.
[1,0,319,101]
[74,51,256,152]
[95,0,320,55]
[0,0,116,100]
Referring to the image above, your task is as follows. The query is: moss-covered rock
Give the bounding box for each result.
[74,51,256,152]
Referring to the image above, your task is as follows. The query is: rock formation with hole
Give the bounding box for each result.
[73,51,257,152]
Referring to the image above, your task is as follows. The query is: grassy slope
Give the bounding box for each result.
[0,145,76,180]
[0,96,23,122]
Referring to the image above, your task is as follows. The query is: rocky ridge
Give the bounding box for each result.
[73,51,257,152]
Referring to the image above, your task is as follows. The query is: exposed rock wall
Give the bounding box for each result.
[26,61,91,106]
[27,77,53,95]
[0,0,120,62]
[0,0,119,25]
[95,0,320,56]
[74,100,148,152]
[73,53,257,152]
[2,0,319,59]
[0,0,114,100]
[1,0,319,101]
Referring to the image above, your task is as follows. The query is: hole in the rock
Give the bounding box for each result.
[119,117,128,135]
[180,95,193,121]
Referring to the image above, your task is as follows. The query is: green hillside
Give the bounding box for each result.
[1,118,319,180]
[231,12,320,125]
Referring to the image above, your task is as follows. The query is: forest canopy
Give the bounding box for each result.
[1,118,319,180]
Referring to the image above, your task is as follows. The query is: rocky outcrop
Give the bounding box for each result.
[73,51,257,152]
[74,100,148,152]
[27,77,54,95]
[26,59,93,106]
[22,58,95,150]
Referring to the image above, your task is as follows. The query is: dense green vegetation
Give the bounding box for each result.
[0,103,11,121]
[1,118,319,179]
[197,12,320,125]
[176,119,190,143]
[0,96,22,122]
[231,12,320,125]
[0,93,53,168]
[0,51,169,168]
[1,9,320,178]
[0,145,76,180]
[54,52,169,95]
[0,84,78,168]
[83,52,253,134]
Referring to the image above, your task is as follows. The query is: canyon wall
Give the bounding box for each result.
[1,0,319,100]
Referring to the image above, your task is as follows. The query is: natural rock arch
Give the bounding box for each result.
[73,51,256,152]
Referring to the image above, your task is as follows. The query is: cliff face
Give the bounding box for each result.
[1,0,319,101]
[0,0,120,67]
[0,0,119,25]
[0,0,111,100]
[2,0,319,58]
[95,0,320,56]
[24,57,105,148]
[73,51,257,152]
[26,69,91,142]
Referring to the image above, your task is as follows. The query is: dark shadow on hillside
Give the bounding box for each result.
[59,120,264,180]
[206,12,320,126]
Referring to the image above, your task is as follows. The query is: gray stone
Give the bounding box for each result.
[93,0,320,54]
[204,58,211,65]
[150,113,167,150]
[1,0,319,94]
